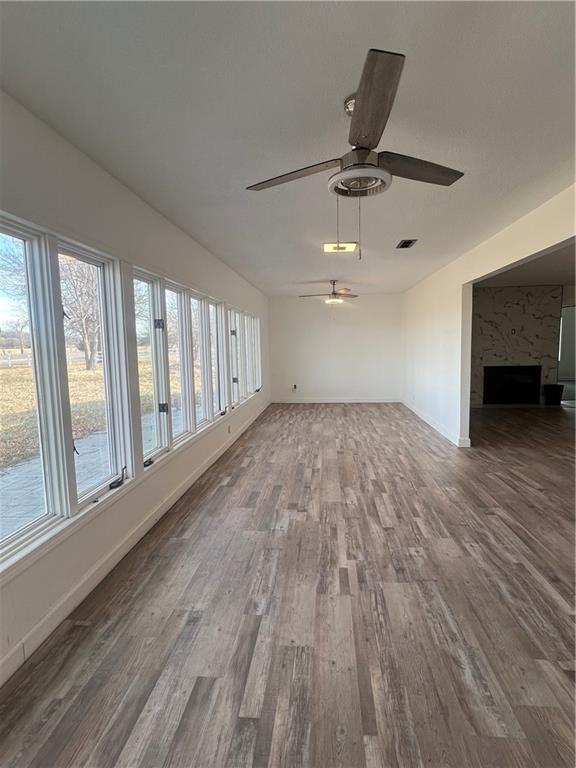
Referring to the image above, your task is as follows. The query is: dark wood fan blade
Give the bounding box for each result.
[247,159,340,191]
[378,151,463,185]
[349,49,405,150]
[298,293,330,298]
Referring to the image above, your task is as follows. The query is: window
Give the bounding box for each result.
[238,312,248,400]
[59,251,123,498]
[208,301,225,416]
[0,233,49,541]
[0,211,263,555]
[254,316,262,390]
[247,315,262,392]
[165,288,186,438]
[244,313,255,395]
[190,295,207,425]
[227,310,261,405]
[134,276,164,458]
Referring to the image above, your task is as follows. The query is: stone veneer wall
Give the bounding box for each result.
[471,285,562,406]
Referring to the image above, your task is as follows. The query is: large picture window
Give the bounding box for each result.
[0,233,49,541]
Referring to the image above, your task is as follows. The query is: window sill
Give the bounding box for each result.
[0,390,262,585]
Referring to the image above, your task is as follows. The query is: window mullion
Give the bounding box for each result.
[239,313,247,400]
[154,279,171,448]
[226,308,236,408]
[217,304,228,415]
[97,266,120,480]
[31,234,78,517]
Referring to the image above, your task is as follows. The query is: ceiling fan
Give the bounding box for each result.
[299,280,358,304]
[247,49,463,197]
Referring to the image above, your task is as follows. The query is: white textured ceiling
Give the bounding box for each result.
[0,2,574,295]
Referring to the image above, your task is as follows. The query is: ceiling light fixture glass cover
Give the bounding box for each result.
[325,297,344,304]
[323,242,357,253]
[328,166,392,197]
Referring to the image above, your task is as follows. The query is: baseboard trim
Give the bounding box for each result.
[272,397,402,404]
[401,401,469,448]
[0,401,269,689]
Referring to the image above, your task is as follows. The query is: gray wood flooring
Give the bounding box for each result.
[0,403,574,767]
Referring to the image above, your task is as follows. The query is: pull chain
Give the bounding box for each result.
[358,197,362,260]
[336,194,340,247]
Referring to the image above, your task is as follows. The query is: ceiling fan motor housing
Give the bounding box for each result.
[329,148,392,197]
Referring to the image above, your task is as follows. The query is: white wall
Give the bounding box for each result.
[270,294,403,402]
[0,92,270,685]
[403,185,575,446]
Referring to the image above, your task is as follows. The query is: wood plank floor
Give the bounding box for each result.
[1,403,574,768]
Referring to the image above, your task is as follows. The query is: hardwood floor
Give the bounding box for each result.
[1,403,574,768]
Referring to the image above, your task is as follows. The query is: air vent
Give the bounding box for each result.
[397,239,418,249]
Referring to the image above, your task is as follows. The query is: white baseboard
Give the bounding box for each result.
[0,402,268,689]
[0,643,25,688]
[401,400,469,448]
[272,397,402,404]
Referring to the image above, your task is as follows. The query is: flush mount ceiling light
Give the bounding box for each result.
[323,242,357,253]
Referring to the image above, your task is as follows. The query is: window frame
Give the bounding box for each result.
[164,281,195,443]
[253,315,262,391]
[226,308,262,404]
[57,242,128,508]
[205,299,228,419]
[0,218,133,554]
[133,269,170,463]
[0,224,67,549]
[0,211,263,564]
[189,291,210,429]
[228,308,241,407]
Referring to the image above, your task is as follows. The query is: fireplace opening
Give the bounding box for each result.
[483,365,542,405]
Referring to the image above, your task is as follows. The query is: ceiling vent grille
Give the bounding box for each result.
[396,239,418,249]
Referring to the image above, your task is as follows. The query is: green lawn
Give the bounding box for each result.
[1,350,200,469]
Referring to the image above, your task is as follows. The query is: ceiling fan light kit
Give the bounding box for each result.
[328,165,392,197]
[247,48,463,197]
[299,280,358,304]
[323,242,357,253]
[249,48,464,306]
